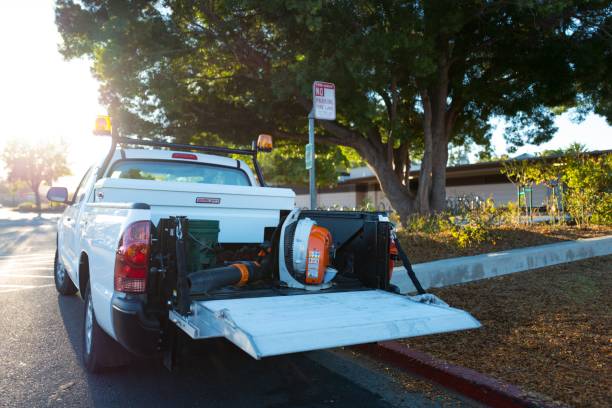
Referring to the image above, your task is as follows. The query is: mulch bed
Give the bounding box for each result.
[398,255,612,407]
[398,224,612,264]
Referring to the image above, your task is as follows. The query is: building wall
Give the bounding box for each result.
[446,183,549,207]
[296,182,550,210]
[294,194,310,209]
[295,191,358,209]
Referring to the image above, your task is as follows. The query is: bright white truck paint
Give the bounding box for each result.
[95,178,294,243]
[81,204,151,333]
[57,148,294,337]
[56,147,480,358]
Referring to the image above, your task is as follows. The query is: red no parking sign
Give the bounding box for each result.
[312,81,336,121]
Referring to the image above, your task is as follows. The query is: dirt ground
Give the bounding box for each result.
[399,255,612,407]
[399,224,612,264]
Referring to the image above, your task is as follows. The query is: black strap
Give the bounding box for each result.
[393,237,426,294]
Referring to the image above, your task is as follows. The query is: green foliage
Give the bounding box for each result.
[561,153,612,228]
[448,222,490,249]
[54,0,612,218]
[402,198,500,248]
[500,159,541,188]
[447,198,498,248]
[16,201,37,212]
[1,139,71,216]
[591,193,612,226]
[404,213,449,235]
[355,198,376,212]
[501,157,563,221]
[258,143,362,187]
[16,201,66,213]
[500,201,521,225]
[501,149,611,227]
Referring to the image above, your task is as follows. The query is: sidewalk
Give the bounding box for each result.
[392,235,612,293]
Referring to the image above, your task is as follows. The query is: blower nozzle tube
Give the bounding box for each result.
[187,261,268,295]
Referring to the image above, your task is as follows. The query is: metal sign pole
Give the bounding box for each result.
[308,110,316,210]
[309,81,335,210]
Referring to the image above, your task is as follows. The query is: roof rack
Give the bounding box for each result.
[97,136,267,186]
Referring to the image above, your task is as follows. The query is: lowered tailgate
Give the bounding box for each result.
[169,290,480,359]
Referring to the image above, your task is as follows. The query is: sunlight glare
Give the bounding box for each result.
[0,1,109,188]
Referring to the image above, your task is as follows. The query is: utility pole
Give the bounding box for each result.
[309,81,336,210]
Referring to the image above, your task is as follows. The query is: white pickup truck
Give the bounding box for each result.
[47,135,479,373]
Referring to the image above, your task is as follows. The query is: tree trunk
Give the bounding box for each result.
[431,130,449,212]
[431,97,461,212]
[417,89,434,214]
[352,138,416,225]
[34,188,41,218]
[316,121,419,224]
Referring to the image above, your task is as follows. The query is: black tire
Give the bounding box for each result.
[54,250,78,296]
[82,282,131,373]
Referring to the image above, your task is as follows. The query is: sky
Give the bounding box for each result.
[0,1,110,188]
[0,1,611,189]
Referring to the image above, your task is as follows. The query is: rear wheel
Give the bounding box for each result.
[82,282,131,373]
[54,250,77,295]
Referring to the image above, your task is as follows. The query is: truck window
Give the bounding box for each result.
[71,167,93,204]
[109,160,251,186]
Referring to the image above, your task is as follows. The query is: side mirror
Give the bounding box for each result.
[257,134,273,152]
[47,187,69,203]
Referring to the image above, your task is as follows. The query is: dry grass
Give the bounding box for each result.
[399,224,612,264]
[399,256,612,407]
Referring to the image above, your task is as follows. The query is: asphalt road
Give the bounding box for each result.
[0,211,467,408]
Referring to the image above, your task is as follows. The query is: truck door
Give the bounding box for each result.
[62,167,94,278]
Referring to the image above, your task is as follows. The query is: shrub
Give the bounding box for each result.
[591,192,612,226]
[401,199,497,248]
[357,198,376,211]
[448,220,490,248]
[16,201,37,212]
[404,212,450,234]
[499,201,520,225]
[562,153,611,228]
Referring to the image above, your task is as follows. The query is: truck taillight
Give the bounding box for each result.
[115,221,150,293]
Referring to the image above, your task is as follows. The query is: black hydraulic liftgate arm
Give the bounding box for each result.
[174,217,192,315]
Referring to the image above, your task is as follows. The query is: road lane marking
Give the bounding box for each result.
[0,264,53,271]
[0,274,54,279]
[0,253,54,259]
[0,284,44,288]
[0,251,52,255]
[0,284,54,294]
[1,258,54,262]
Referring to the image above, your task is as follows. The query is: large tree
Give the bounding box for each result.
[1,140,70,217]
[56,0,611,221]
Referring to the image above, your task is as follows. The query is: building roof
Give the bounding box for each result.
[338,149,611,185]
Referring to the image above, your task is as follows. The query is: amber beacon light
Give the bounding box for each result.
[257,134,273,152]
[93,115,112,136]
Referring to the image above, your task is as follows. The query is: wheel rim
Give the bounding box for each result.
[85,293,94,355]
[55,254,65,286]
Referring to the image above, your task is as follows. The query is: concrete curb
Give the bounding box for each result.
[391,235,612,293]
[356,341,569,408]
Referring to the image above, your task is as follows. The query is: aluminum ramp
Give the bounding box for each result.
[169,290,481,359]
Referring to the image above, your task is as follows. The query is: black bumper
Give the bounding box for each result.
[111,294,160,356]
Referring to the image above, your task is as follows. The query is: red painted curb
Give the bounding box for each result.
[355,341,569,408]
